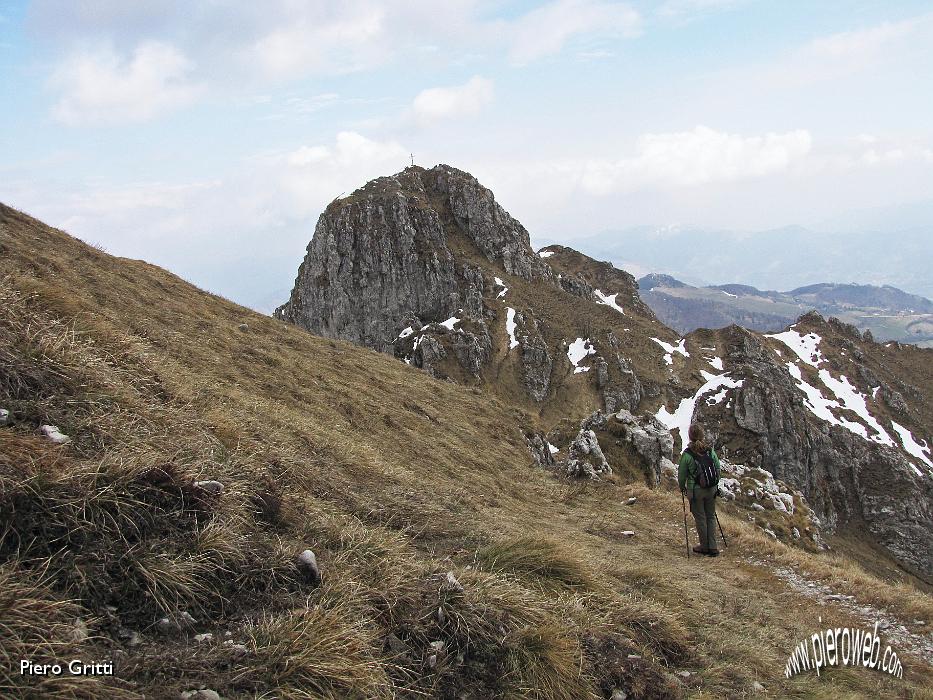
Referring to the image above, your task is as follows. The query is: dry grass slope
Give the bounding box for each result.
[1,203,931,698]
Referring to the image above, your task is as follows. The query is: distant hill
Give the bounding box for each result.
[637,276,933,346]
[571,224,933,300]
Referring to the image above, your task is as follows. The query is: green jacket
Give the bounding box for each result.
[678,446,720,492]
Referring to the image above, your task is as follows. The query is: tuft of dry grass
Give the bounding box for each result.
[475,535,595,590]
[235,602,392,699]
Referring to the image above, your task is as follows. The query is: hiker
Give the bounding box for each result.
[678,424,721,557]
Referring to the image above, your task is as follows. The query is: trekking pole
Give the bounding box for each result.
[681,490,690,558]
[716,513,727,548]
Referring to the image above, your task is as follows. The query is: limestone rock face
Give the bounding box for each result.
[605,409,675,486]
[422,166,548,280]
[515,312,553,402]
[565,428,612,479]
[275,165,549,356]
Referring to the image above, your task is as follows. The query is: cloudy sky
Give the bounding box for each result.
[2,0,932,308]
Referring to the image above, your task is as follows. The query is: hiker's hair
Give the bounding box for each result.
[688,424,705,444]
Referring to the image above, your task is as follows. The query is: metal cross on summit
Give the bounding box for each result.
[410,153,414,166]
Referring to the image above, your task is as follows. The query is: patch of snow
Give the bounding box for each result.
[567,337,595,373]
[398,326,415,339]
[872,386,880,399]
[494,276,508,299]
[785,364,868,438]
[707,356,724,371]
[766,329,824,368]
[891,421,933,469]
[594,289,626,315]
[651,337,688,366]
[505,308,520,350]
[655,370,744,449]
[705,388,729,405]
[547,442,559,455]
[651,337,689,357]
[818,370,893,446]
[439,316,461,330]
[722,290,737,298]
[538,250,554,258]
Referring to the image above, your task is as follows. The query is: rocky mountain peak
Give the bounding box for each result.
[274,164,552,353]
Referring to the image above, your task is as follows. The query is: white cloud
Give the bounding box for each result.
[576,126,812,194]
[50,42,202,126]
[762,13,933,87]
[410,76,494,126]
[508,0,640,65]
[249,6,387,79]
[657,0,744,21]
[801,17,923,61]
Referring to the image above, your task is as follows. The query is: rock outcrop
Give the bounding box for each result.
[275,165,550,354]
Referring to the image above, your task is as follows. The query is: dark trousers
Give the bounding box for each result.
[689,485,718,551]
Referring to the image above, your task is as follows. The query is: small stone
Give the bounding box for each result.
[752,681,765,692]
[193,480,224,496]
[0,408,10,426]
[611,691,627,700]
[223,641,248,656]
[156,617,175,633]
[429,640,445,652]
[676,670,691,678]
[118,628,142,647]
[237,323,249,332]
[224,631,233,638]
[386,634,409,656]
[627,654,641,660]
[443,571,464,593]
[621,530,635,537]
[624,497,636,506]
[296,549,321,584]
[194,633,213,643]
[72,618,90,643]
[792,527,801,540]
[180,691,221,700]
[751,503,765,512]
[427,653,438,669]
[179,611,197,628]
[39,424,72,444]
[437,607,447,625]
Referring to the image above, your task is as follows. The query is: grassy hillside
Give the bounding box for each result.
[2,203,932,698]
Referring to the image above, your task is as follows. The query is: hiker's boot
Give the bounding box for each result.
[692,545,708,554]
[705,549,720,557]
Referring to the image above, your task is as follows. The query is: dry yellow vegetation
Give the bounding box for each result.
[1,203,931,698]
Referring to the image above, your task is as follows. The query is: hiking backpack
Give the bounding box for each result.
[687,447,719,489]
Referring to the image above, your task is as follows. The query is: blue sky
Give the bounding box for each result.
[2,0,932,308]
